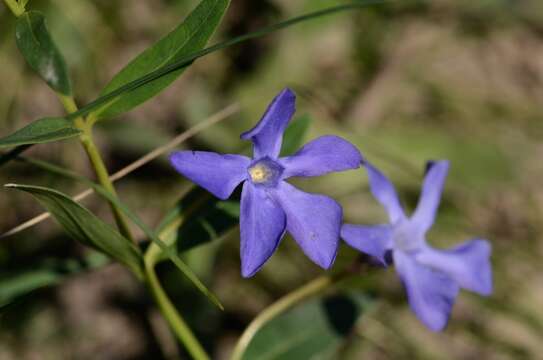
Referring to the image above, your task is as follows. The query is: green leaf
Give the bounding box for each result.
[154,187,239,262]
[58,1,382,123]
[0,2,381,168]
[241,291,371,360]
[64,2,381,123]
[1,158,221,308]
[94,0,230,120]
[280,114,312,156]
[15,11,72,95]
[0,117,81,148]
[176,199,239,252]
[86,184,224,309]
[4,184,143,278]
[0,252,109,309]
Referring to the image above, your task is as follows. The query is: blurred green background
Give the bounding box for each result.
[1,0,543,359]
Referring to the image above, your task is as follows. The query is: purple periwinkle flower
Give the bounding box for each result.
[341,160,492,331]
[170,88,362,277]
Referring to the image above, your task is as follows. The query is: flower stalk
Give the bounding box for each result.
[144,255,210,360]
[5,0,134,245]
[54,93,212,357]
[8,0,215,349]
[144,220,211,360]
[7,0,206,346]
[230,270,354,360]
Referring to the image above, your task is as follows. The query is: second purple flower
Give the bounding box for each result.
[170,88,362,277]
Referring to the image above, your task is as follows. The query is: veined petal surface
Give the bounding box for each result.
[341,224,392,265]
[280,135,361,178]
[240,182,286,277]
[274,182,341,269]
[412,161,449,233]
[394,250,459,332]
[241,88,296,159]
[363,162,405,223]
[170,151,249,200]
[415,239,492,295]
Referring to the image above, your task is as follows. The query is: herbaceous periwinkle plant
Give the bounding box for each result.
[0,0,492,359]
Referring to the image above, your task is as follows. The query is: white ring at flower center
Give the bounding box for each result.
[392,221,423,252]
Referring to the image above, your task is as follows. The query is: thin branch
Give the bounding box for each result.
[1,103,239,238]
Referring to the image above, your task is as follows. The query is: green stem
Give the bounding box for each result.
[58,94,135,243]
[79,132,135,241]
[15,149,208,359]
[3,0,25,17]
[142,207,213,360]
[5,0,136,247]
[57,93,85,127]
[230,272,348,360]
[144,248,210,360]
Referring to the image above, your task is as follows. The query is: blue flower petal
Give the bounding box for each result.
[341,224,392,265]
[169,151,250,200]
[240,182,286,277]
[274,182,341,269]
[415,239,492,296]
[363,161,405,223]
[412,161,449,233]
[394,250,459,332]
[279,135,362,178]
[241,88,296,159]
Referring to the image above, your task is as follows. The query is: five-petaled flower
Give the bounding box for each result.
[170,88,362,277]
[341,160,492,331]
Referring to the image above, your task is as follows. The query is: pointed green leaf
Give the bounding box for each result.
[173,198,239,251]
[87,184,224,309]
[15,11,72,95]
[0,158,221,307]
[153,188,239,263]
[280,114,312,156]
[47,2,383,123]
[2,2,379,167]
[240,292,372,360]
[94,0,230,120]
[0,117,81,148]
[5,184,143,278]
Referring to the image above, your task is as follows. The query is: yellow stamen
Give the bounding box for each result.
[249,164,270,183]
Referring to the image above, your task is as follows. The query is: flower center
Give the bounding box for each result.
[249,163,271,183]
[247,157,283,187]
[392,220,422,253]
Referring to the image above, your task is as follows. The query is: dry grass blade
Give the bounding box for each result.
[1,103,239,238]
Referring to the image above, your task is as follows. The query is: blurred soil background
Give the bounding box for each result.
[1,0,543,359]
